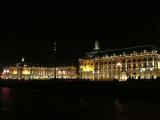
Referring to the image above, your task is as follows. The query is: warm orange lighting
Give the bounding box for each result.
[82,65,94,72]
[116,63,122,67]
[13,70,17,74]
[22,70,30,75]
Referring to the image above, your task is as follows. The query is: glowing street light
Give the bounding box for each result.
[116,63,122,67]
[53,41,57,79]
[150,67,154,71]
[3,70,7,73]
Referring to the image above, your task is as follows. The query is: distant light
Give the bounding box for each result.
[82,65,94,72]
[3,70,6,73]
[142,68,145,71]
[22,57,25,62]
[150,68,153,71]
[53,42,57,52]
[63,71,65,74]
[117,63,121,66]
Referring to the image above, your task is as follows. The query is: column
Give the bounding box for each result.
[125,59,128,79]
[147,57,149,79]
[135,58,138,79]
[131,58,133,78]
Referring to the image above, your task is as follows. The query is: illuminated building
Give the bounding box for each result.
[79,41,160,81]
[1,58,77,80]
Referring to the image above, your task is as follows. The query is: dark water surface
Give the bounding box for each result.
[0,86,160,120]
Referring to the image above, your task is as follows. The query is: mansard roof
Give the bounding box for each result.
[85,45,159,59]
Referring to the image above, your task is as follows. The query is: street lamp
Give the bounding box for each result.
[53,42,57,79]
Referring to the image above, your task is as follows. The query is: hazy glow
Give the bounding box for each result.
[13,70,17,74]
[3,70,9,73]
[82,65,94,72]
[22,57,24,62]
[3,70,6,73]
[62,71,65,74]
[158,61,160,69]
[150,67,153,71]
[22,70,30,75]
[116,63,122,67]
[121,72,127,81]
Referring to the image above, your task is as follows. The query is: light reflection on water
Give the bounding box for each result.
[1,87,11,101]
[0,87,160,120]
[0,87,12,112]
[114,99,124,113]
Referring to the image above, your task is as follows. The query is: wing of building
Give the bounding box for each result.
[1,58,77,80]
[79,41,160,81]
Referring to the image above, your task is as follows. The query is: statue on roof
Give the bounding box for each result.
[94,40,100,51]
[22,57,24,63]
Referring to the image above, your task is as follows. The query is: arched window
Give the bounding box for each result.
[132,59,136,63]
[122,59,125,63]
[148,57,152,61]
[143,58,147,62]
[122,66,125,70]
[113,65,116,69]
[127,59,131,63]
[144,63,147,68]
[100,62,103,65]
[137,59,141,62]
[133,64,136,70]
[127,64,131,69]
[138,64,141,68]
[149,62,153,67]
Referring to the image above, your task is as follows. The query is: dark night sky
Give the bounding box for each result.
[0,2,160,65]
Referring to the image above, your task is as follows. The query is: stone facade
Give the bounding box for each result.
[79,42,160,81]
[1,65,77,80]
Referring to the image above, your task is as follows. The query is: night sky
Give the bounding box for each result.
[0,2,160,66]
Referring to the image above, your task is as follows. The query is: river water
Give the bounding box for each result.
[0,86,160,120]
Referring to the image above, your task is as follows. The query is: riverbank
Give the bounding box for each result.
[0,79,160,97]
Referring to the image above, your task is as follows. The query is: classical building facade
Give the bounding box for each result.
[79,41,160,81]
[1,58,77,80]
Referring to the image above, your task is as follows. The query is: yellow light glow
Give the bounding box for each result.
[121,72,127,81]
[22,70,30,75]
[82,65,94,72]
[13,70,17,74]
[117,63,122,66]
[158,61,160,69]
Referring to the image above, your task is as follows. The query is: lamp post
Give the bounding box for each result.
[54,42,57,79]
